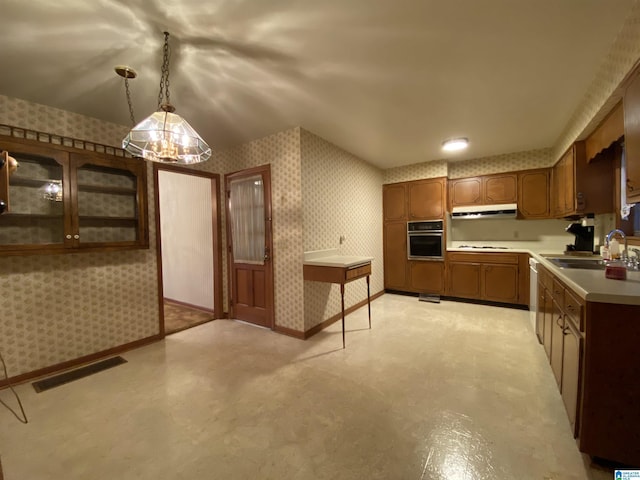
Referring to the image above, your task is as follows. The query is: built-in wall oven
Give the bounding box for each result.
[407,220,444,260]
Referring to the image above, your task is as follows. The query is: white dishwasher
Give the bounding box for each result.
[528,257,539,333]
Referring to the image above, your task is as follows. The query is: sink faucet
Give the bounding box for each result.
[606,229,628,260]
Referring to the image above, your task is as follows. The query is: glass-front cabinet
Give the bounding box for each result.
[0,137,148,255]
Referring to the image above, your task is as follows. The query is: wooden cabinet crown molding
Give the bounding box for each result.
[585,101,623,163]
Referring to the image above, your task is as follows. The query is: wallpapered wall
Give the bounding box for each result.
[554,1,640,162]
[300,129,384,331]
[0,95,159,377]
[192,128,306,333]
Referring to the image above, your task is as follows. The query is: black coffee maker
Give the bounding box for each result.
[565,222,595,253]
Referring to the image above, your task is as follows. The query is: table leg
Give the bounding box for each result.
[367,275,371,329]
[341,283,346,348]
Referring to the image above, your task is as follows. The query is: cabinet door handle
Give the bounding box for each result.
[556,315,563,327]
[65,234,72,239]
[73,234,80,239]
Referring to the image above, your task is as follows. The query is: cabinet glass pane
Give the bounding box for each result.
[76,164,138,243]
[0,153,64,245]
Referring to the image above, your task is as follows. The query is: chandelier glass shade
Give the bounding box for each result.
[122,106,212,164]
[120,32,211,164]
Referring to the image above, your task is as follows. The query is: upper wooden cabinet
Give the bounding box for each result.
[0,136,149,255]
[449,173,517,209]
[383,177,446,222]
[484,173,517,204]
[551,141,613,218]
[624,70,640,204]
[518,168,550,218]
[383,183,407,222]
[408,177,445,220]
[449,176,482,207]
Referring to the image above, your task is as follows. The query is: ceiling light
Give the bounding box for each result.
[119,32,211,164]
[442,138,469,152]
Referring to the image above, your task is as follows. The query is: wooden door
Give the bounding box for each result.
[624,71,640,203]
[226,165,274,328]
[482,264,518,303]
[408,178,445,220]
[409,260,444,294]
[384,222,408,290]
[518,169,550,218]
[448,262,481,299]
[383,183,407,221]
[449,177,482,207]
[483,174,517,204]
[561,318,582,437]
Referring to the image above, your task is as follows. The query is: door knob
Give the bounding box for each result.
[74,234,80,239]
[66,234,72,239]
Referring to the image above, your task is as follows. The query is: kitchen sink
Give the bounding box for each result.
[546,257,606,270]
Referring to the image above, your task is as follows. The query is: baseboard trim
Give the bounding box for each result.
[0,334,162,389]
[164,298,215,315]
[304,290,385,339]
[273,324,305,339]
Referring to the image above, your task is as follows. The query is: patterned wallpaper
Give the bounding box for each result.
[447,148,553,178]
[383,159,448,184]
[0,96,159,378]
[553,2,640,161]
[301,129,384,331]
[194,127,305,332]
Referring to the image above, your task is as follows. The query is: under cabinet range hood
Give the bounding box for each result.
[451,203,518,219]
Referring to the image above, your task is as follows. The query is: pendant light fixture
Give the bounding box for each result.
[119,32,211,164]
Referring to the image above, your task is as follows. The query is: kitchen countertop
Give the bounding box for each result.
[446,246,640,305]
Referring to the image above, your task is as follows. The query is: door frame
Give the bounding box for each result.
[153,164,223,337]
[225,164,275,329]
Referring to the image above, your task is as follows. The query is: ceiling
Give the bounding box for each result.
[0,0,636,169]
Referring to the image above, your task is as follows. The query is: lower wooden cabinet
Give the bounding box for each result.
[561,318,582,435]
[482,264,518,303]
[447,262,481,298]
[409,260,445,294]
[446,252,527,305]
[549,298,564,387]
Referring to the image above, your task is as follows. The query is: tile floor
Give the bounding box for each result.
[0,294,617,479]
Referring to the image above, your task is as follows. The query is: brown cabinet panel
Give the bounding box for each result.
[449,177,482,207]
[408,178,445,220]
[482,264,518,303]
[563,150,576,214]
[484,174,517,204]
[561,319,582,437]
[448,262,481,299]
[550,299,564,387]
[383,222,408,290]
[383,183,407,222]
[536,284,545,343]
[624,71,640,203]
[409,260,444,294]
[518,169,550,218]
[586,101,623,162]
[542,291,553,359]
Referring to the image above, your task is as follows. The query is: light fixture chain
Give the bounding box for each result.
[157,31,171,109]
[124,77,136,126]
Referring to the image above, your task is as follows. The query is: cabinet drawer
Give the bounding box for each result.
[447,252,519,264]
[564,288,584,331]
[552,278,565,309]
[346,263,371,281]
